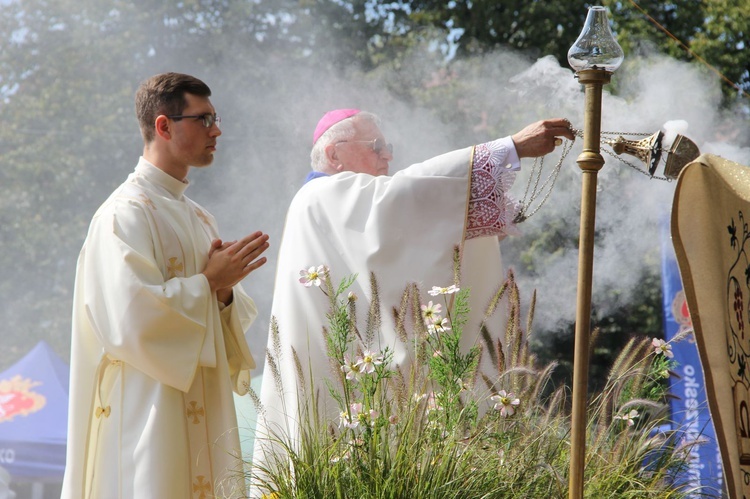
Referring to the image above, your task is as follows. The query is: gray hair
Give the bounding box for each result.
[310,111,380,173]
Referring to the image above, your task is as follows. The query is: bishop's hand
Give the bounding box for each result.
[511,118,575,158]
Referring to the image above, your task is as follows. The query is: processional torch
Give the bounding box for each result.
[561,7,699,499]
[566,6,623,499]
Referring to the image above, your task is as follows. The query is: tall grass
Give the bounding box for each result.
[246,264,703,498]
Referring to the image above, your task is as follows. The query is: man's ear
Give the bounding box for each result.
[154,115,171,140]
[324,143,339,167]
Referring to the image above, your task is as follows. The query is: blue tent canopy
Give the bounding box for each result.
[0,341,68,481]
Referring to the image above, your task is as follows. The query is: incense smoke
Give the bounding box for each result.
[3,18,749,371]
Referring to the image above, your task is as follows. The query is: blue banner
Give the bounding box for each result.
[661,220,724,496]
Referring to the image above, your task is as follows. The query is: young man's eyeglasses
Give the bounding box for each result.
[337,138,393,156]
[167,113,221,128]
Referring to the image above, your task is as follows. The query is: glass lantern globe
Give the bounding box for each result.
[567,6,624,73]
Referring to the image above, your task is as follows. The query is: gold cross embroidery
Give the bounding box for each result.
[194,208,210,225]
[167,257,184,278]
[139,194,156,210]
[192,475,211,498]
[186,400,204,424]
[95,406,111,418]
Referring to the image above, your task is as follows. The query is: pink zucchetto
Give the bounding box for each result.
[313,108,360,145]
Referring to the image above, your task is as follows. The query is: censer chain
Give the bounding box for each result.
[515,139,573,223]
[515,126,671,224]
[571,127,673,181]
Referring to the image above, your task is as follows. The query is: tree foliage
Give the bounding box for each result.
[0,0,310,365]
[406,0,591,63]
[0,0,745,383]
[400,0,749,100]
[603,0,749,98]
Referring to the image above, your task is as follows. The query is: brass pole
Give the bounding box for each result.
[568,68,610,499]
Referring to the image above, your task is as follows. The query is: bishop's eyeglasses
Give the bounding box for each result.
[336,138,393,156]
[167,113,221,128]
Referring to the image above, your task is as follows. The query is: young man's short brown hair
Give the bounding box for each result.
[135,72,211,143]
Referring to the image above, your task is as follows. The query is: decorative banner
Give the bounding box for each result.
[672,153,750,498]
[661,221,723,496]
[0,375,46,424]
[0,341,68,480]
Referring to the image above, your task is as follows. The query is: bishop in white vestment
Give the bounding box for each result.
[251,109,573,488]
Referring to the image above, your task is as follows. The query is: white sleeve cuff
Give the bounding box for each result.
[497,136,521,171]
